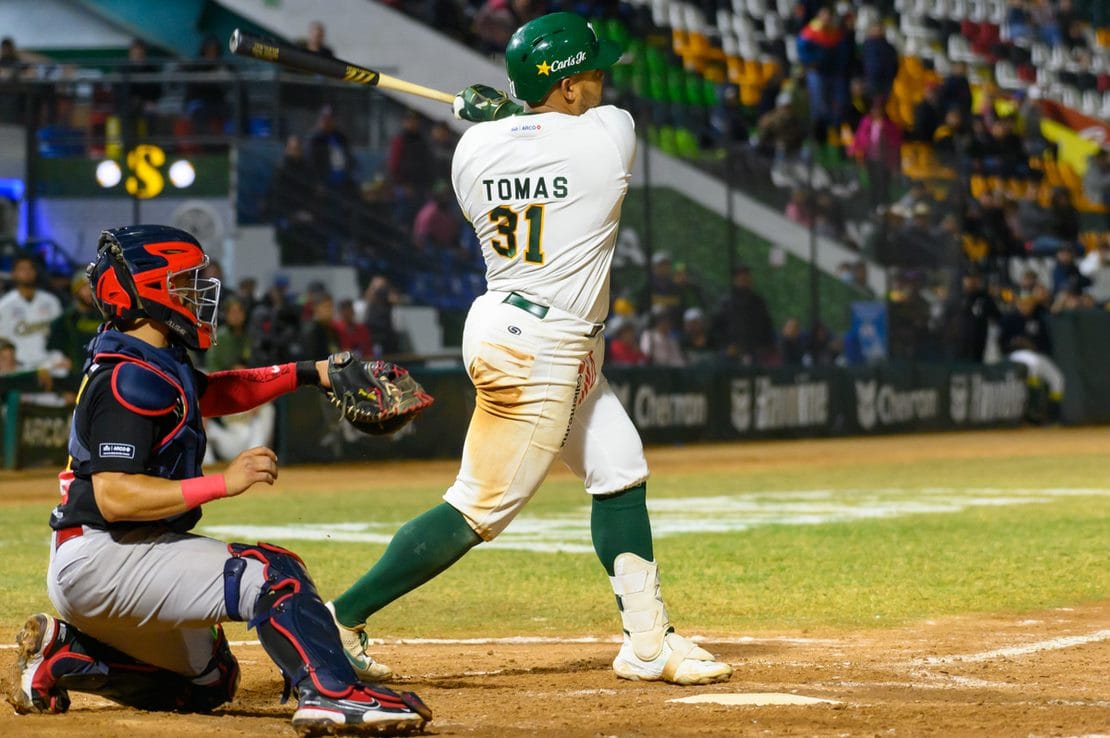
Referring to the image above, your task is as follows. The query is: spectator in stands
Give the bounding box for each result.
[887,271,933,360]
[1051,281,1095,312]
[795,7,850,141]
[999,293,1064,419]
[0,337,19,375]
[639,304,686,367]
[785,188,814,227]
[388,110,434,227]
[849,99,902,209]
[473,0,546,55]
[981,116,1028,179]
[184,34,231,136]
[308,105,357,198]
[606,316,647,367]
[206,296,251,371]
[413,180,462,256]
[234,276,259,322]
[937,61,972,119]
[0,254,67,381]
[202,297,278,463]
[1051,245,1090,296]
[299,292,340,359]
[428,121,457,185]
[909,84,943,143]
[0,36,25,124]
[951,270,1000,363]
[642,252,683,326]
[710,83,750,147]
[1033,187,1081,254]
[334,297,374,357]
[1016,86,1051,158]
[362,275,402,357]
[933,108,973,170]
[303,20,335,57]
[249,275,302,365]
[1084,149,1109,227]
[46,271,101,370]
[814,191,847,241]
[778,317,807,365]
[755,91,807,157]
[680,307,717,367]
[712,265,775,366]
[1079,238,1110,305]
[122,39,163,117]
[267,135,324,263]
[860,22,898,100]
[673,261,706,315]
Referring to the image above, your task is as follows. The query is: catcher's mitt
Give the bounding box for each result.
[325,352,434,435]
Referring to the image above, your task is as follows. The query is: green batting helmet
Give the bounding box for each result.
[505,12,623,104]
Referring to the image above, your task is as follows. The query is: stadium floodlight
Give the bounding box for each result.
[168,160,196,189]
[95,160,122,188]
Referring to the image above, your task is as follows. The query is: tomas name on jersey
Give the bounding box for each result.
[481,176,569,202]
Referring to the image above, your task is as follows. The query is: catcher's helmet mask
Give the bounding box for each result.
[88,225,221,350]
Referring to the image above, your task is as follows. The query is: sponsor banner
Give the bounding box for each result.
[16,402,73,469]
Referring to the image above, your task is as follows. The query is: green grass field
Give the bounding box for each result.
[1,434,1107,641]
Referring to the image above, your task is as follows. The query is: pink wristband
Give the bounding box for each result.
[181,475,228,509]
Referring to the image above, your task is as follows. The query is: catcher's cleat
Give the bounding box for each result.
[8,613,74,714]
[612,631,734,685]
[291,683,430,737]
[325,601,394,682]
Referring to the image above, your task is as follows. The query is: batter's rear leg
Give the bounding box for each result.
[9,613,239,714]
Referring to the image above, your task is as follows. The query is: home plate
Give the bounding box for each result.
[670,693,840,706]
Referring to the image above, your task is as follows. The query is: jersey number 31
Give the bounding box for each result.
[488,204,545,264]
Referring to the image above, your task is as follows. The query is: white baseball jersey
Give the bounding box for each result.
[452,105,636,324]
[0,288,63,368]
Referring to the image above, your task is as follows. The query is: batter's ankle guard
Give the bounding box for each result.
[609,552,672,661]
[226,542,359,703]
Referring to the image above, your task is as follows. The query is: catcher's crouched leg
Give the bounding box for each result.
[9,613,239,714]
[225,543,431,734]
[609,554,733,686]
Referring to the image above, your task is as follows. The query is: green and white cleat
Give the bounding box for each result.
[325,602,394,683]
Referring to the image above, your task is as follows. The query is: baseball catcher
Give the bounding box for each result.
[324,352,433,435]
[8,225,431,736]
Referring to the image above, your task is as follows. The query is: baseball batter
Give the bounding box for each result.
[328,12,732,686]
[9,226,430,736]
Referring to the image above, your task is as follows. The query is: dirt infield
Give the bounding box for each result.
[2,429,1108,737]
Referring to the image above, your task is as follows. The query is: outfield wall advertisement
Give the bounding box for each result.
[0,360,1034,468]
[275,361,1029,464]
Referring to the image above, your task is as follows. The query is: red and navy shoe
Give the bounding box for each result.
[291,682,430,736]
[8,613,76,714]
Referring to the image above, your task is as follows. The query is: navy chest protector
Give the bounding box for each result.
[67,330,206,528]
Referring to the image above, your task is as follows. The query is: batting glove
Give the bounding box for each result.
[453,84,523,122]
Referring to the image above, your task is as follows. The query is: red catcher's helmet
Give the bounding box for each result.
[87,225,221,350]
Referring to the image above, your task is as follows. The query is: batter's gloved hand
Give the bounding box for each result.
[324,352,434,435]
[453,84,523,122]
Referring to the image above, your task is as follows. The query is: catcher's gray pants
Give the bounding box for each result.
[47,525,267,677]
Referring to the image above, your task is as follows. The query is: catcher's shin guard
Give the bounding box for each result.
[9,613,238,714]
[228,542,380,698]
[608,553,733,685]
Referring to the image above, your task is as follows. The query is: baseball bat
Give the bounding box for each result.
[228,28,455,105]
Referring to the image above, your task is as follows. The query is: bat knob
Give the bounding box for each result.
[229,29,242,54]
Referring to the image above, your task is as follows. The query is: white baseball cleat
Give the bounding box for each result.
[607,552,733,685]
[612,631,733,685]
[325,602,394,683]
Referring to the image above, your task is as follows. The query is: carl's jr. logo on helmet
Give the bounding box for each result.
[550,50,588,74]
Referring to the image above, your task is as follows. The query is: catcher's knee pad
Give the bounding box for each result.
[226,542,357,701]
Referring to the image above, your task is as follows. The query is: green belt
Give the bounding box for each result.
[503,292,549,319]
